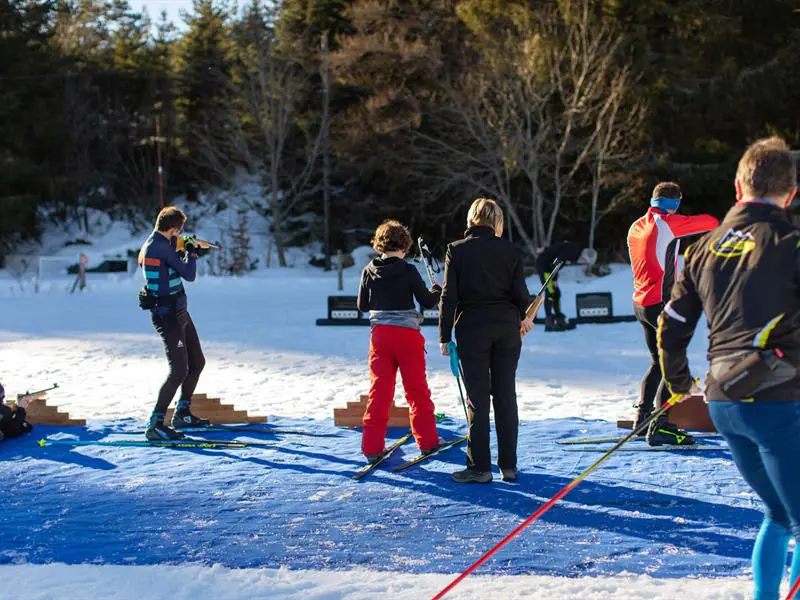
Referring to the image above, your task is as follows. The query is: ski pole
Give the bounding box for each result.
[522,261,565,336]
[431,393,685,600]
[446,341,470,423]
[418,237,441,287]
[786,575,800,600]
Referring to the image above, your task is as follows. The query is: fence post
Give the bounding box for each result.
[70,254,87,294]
[337,250,343,291]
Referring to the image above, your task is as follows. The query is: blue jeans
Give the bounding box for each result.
[708,401,800,600]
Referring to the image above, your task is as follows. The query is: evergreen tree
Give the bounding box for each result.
[0,0,65,259]
[176,0,233,183]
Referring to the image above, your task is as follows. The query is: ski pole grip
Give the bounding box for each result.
[447,342,460,377]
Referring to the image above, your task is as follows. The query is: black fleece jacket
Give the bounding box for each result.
[439,226,532,343]
[660,202,800,399]
[357,256,440,313]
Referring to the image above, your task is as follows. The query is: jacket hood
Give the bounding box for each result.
[366,256,408,280]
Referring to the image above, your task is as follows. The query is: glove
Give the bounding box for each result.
[181,235,198,253]
[195,245,211,258]
[431,283,442,293]
[668,379,703,405]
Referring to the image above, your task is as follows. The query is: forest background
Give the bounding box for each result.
[2,0,798,267]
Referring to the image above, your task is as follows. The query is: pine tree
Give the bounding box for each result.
[222,212,257,275]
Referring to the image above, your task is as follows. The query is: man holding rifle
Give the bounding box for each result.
[137,206,215,441]
[534,242,598,331]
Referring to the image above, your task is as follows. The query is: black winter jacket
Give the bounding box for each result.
[439,226,532,343]
[535,241,584,273]
[660,202,800,400]
[357,257,440,313]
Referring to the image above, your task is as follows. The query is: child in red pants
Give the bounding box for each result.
[357,220,442,462]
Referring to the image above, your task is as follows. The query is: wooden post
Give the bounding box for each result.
[337,249,343,291]
[321,31,332,272]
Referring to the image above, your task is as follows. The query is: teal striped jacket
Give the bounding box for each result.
[138,232,197,314]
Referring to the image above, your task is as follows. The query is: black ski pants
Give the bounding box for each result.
[456,320,521,472]
[538,270,562,318]
[152,309,206,414]
[634,303,670,414]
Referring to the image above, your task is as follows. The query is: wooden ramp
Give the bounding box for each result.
[334,394,410,428]
[165,393,267,424]
[617,395,716,433]
[22,397,85,426]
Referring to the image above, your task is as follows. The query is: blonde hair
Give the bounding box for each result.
[466,198,504,231]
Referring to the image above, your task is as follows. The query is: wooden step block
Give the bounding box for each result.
[617,395,716,433]
[21,399,86,426]
[334,394,410,428]
[164,394,267,425]
[669,395,716,432]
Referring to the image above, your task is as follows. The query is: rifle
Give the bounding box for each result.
[13,383,59,409]
[417,237,441,287]
[177,235,221,253]
[521,260,564,337]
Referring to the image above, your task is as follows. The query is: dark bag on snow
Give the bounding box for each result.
[0,404,33,439]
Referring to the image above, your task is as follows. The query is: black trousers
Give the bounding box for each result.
[152,309,206,414]
[456,320,522,472]
[538,271,562,318]
[634,303,670,413]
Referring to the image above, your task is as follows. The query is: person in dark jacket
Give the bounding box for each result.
[0,382,33,442]
[659,137,800,599]
[357,220,442,462]
[137,206,207,441]
[439,198,533,483]
[535,242,597,331]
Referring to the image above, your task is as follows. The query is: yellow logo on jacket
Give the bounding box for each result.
[709,228,756,257]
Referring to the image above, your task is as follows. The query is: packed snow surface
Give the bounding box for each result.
[0,262,780,599]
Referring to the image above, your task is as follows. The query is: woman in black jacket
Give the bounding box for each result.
[439,198,533,483]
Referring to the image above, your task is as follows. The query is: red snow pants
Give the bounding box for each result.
[362,324,439,455]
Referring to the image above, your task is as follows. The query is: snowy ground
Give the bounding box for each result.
[0,263,771,599]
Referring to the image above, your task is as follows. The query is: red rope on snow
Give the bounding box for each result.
[786,575,800,600]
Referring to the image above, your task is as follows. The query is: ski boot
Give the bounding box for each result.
[646,417,695,446]
[365,449,387,464]
[545,316,565,332]
[172,410,211,429]
[556,314,576,330]
[421,437,447,456]
[145,422,186,441]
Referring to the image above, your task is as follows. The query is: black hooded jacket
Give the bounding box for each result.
[356,256,440,313]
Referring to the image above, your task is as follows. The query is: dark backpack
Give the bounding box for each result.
[0,404,33,440]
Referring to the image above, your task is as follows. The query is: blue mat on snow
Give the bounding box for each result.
[1,417,765,577]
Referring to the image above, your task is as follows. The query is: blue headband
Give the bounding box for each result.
[650,197,681,211]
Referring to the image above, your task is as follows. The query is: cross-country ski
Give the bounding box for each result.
[352,433,412,480]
